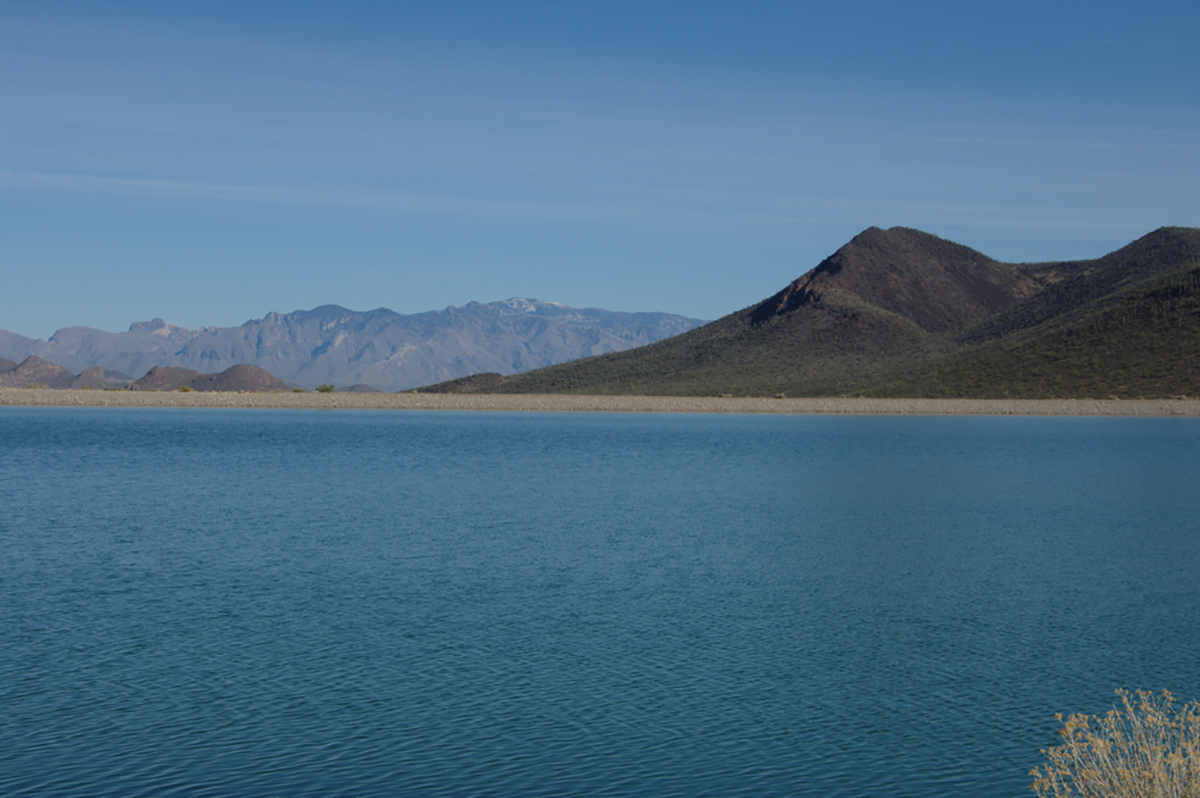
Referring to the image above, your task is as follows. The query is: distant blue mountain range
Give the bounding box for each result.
[0,299,705,391]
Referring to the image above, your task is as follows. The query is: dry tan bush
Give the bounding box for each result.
[1031,689,1200,797]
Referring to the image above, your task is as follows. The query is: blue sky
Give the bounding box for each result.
[2,0,1197,338]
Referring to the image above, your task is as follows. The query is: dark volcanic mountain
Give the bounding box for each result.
[749,226,1042,332]
[435,227,1200,399]
[0,299,704,391]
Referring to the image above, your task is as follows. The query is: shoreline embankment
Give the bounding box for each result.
[2,388,1199,415]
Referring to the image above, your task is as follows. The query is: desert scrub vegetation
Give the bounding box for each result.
[1030,689,1200,797]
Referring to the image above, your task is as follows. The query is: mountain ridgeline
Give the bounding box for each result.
[0,299,705,392]
[429,226,1200,398]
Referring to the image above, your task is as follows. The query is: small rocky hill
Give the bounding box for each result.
[188,364,291,392]
[0,356,127,390]
[131,366,204,392]
[0,358,292,392]
[132,364,290,392]
[70,367,117,390]
[0,356,78,389]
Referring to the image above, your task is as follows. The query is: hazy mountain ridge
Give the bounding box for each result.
[436,226,1200,398]
[0,299,705,391]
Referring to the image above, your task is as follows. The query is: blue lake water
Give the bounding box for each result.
[1,407,1198,797]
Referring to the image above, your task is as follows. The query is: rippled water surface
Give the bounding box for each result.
[2,408,1199,797]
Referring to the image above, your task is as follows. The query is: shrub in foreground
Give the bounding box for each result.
[1031,689,1200,797]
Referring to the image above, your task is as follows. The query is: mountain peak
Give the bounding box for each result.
[493,298,569,315]
[128,318,169,332]
[751,226,1038,332]
[445,298,571,315]
[129,318,185,335]
[1106,226,1200,264]
[127,318,206,340]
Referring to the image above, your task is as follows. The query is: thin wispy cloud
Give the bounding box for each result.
[3,171,596,219]
[4,169,1163,240]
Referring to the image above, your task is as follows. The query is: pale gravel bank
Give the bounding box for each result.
[2,388,1199,416]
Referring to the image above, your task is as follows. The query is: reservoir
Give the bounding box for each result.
[2,408,1197,797]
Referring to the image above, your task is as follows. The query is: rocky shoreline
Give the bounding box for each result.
[2,388,1199,415]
